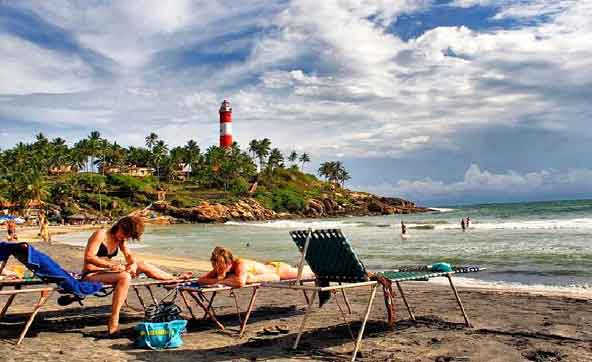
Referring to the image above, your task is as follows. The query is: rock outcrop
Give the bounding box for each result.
[151,191,430,224]
[152,198,279,223]
[301,192,429,218]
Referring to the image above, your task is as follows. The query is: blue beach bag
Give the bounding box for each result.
[135,319,187,350]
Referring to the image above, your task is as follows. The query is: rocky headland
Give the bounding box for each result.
[150,190,431,223]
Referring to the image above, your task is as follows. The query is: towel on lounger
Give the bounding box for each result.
[0,241,103,297]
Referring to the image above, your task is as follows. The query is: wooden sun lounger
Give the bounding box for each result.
[0,274,195,346]
[177,282,261,337]
[378,270,473,327]
[177,278,319,338]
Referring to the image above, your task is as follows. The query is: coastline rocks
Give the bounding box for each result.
[153,198,277,223]
[151,191,430,224]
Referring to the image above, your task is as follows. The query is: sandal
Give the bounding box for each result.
[260,327,281,336]
[275,324,290,334]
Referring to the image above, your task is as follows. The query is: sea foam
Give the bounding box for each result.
[431,276,592,298]
[424,217,592,231]
[224,219,363,229]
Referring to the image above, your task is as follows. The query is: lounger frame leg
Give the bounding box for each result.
[145,285,158,305]
[341,289,352,314]
[238,286,259,338]
[395,281,415,321]
[230,290,242,325]
[293,289,317,350]
[132,286,146,310]
[0,285,20,320]
[187,291,225,330]
[446,274,471,327]
[350,284,377,362]
[202,292,217,320]
[180,290,197,320]
[333,290,354,340]
[16,289,53,345]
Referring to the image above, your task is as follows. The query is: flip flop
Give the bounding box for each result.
[260,327,281,336]
[275,324,290,334]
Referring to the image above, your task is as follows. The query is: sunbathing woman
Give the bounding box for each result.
[198,246,315,288]
[82,216,192,335]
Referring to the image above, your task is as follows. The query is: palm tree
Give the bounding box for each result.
[68,149,86,173]
[85,131,103,173]
[318,162,334,182]
[337,167,351,187]
[288,151,298,166]
[267,148,284,173]
[248,139,259,160]
[255,138,271,172]
[152,140,169,179]
[145,132,159,151]
[26,169,48,203]
[299,153,310,172]
[185,139,200,175]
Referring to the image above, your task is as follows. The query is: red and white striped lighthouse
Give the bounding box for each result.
[219,100,232,149]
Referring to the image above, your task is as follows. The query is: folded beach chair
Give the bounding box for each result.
[176,281,261,337]
[267,229,481,362]
[0,241,194,345]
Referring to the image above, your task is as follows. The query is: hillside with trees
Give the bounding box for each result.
[0,132,428,224]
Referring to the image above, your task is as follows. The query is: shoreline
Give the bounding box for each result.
[3,221,591,301]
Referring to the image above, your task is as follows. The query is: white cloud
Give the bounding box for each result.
[359,164,592,203]
[0,35,98,95]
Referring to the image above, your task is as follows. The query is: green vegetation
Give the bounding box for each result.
[0,131,352,218]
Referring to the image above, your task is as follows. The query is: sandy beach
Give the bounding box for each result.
[1,242,591,362]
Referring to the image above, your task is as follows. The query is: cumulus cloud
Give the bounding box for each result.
[359,164,592,204]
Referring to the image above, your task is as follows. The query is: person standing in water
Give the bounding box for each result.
[461,218,466,232]
[466,216,471,229]
[401,221,407,235]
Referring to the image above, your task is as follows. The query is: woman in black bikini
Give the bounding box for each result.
[82,216,191,335]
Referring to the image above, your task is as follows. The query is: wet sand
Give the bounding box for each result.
[1,243,591,362]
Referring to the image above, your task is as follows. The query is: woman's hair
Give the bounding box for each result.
[210,246,235,268]
[110,216,144,240]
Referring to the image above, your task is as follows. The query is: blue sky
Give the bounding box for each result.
[1,0,591,206]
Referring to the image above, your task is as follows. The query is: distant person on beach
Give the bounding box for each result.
[401,221,407,235]
[39,212,51,244]
[81,216,192,336]
[466,217,471,229]
[6,219,17,241]
[198,246,315,288]
[461,218,466,232]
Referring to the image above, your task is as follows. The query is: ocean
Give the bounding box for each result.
[58,199,592,294]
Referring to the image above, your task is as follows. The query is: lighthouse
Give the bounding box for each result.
[219,100,232,149]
